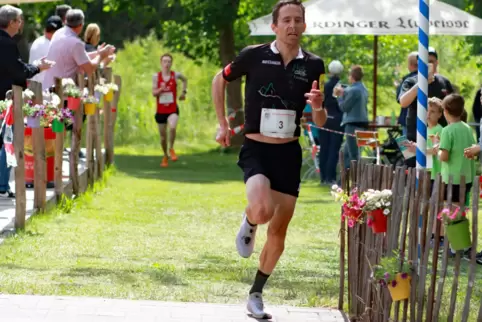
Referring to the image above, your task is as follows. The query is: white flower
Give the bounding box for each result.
[62,78,75,87]
[383,208,390,215]
[332,184,338,191]
[385,201,391,207]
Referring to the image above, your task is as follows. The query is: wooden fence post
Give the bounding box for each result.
[94,75,104,179]
[29,81,46,211]
[53,78,64,203]
[86,74,96,187]
[103,68,113,167]
[109,75,122,165]
[70,74,84,196]
[13,85,26,230]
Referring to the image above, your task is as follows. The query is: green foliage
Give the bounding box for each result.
[111,34,219,146]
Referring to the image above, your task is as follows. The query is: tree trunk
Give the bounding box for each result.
[219,21,244,147]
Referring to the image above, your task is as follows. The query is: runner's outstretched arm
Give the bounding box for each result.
[212,71,230,147]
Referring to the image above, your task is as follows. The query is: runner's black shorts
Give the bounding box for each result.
[155,106,179,124]
[237,137,302,198]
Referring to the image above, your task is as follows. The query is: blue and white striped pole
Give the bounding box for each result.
[417,0,429,170]
[417,0,430,261]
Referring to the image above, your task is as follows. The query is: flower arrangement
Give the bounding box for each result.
[438,205,471,251]
[331,185,365,227]
[372,251,412,301]
[83,95,99,104]
[22,88,35,101]
[362,189,392,233]
[94,84,109,95]
[63,78,81,98]
[105,83,119,92]
[22,101,45,118]
[0,99,12,114]
[372,254,411,287]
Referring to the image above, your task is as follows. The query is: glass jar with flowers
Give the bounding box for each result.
[331,185,365,228]
[361,189,392,234]
[438,206,471,251]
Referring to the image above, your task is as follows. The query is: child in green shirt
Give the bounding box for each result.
[437,94,476,206]
[427,98,444,181]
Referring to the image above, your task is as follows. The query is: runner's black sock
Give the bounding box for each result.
[249,270,270,294]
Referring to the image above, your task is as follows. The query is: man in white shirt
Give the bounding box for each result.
[29,15,62,83]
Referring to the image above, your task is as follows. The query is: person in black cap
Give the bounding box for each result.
[29,15,62,83]
[398,46,454,168]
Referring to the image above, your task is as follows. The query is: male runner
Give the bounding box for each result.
[152,53,188,167]
[211,0,326,319]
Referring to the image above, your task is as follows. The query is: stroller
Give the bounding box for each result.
[379,127,405,167]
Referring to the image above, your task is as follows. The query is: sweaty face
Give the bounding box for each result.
[161,57,172,71]
[271,5,306,46]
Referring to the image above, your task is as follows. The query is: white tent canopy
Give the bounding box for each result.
[249,0,482,36]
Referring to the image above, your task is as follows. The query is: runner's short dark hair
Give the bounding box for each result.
[272,0,305,25]
[161,53,173,62]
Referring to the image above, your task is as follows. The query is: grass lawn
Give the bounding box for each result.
[1,144,482,320]
[0,145,341,308]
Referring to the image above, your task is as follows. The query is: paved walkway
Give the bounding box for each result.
[0,294,348,322]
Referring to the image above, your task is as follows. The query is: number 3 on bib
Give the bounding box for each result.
[260,108,296,138]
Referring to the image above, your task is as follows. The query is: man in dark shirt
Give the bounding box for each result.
[398,47,454,167]
[0,5,53,198]
[211,1,326,319]
[396,51,418,135]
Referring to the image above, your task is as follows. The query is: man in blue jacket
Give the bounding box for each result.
[334,65,369,170]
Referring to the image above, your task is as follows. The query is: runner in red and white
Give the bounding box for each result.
[152,53,188,167]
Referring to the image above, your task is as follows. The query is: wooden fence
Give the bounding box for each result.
[9,68,122,231]
[338,159,481,322]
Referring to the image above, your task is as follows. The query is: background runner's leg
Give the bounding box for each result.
[158,124,168,156]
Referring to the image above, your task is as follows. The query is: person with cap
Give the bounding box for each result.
[398,46,454,168]
[29,15,63,84]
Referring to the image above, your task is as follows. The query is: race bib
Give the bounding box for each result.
[159,92,174,104]
[260,108,297,138]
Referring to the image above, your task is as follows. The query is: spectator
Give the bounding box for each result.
[396,51,417,135]
[55,4,71,24]
[29,15,62,84]
[84,23,100,52]
[42,9,115,91]
[334,65,369,170]
[0,5,53,198]
[318,60,344,184]
[398,47,454,168]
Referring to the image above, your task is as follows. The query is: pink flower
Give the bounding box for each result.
[384,272,390,279]
[391,280,397,287]
[367,218,373,227]
[348,219,355,228]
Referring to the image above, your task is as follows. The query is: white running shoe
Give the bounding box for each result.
[236,213,257,258]
[247,292,272,320]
